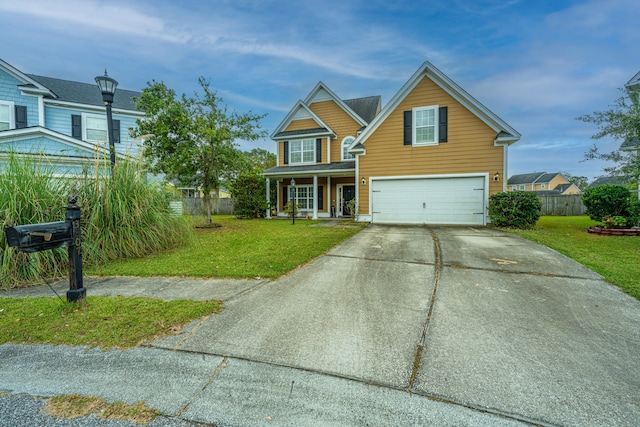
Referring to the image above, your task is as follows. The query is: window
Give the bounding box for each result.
[82,113,108,143]
[511,186,516,191]
[518,185,525,191]
[413,105,438,145]
[0,101,14,131]
[540,183,546,189]
[290,139,315,164]
[342,136,355,160]
[290,185,314,209]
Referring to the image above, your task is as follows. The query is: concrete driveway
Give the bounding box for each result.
[150,224,640,426]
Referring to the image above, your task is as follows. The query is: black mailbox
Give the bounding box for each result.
[5,221,72,253]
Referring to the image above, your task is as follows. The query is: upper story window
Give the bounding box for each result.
[0,101,15,131]
[540,183,546,189]
[413,105,437,145]
[342,136,355,161]
[290,138,315,164]
[82,113,108,143]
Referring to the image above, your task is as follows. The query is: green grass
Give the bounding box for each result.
[0,296,221,349]
[87,216,365,279]
[507,216,640,299]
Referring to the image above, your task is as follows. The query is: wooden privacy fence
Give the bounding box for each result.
[180,198,236,215]
[537,194,587,216]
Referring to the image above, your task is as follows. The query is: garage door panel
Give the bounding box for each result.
[371,177,485,225]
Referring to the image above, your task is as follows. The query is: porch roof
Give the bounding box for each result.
[263,161,355,178]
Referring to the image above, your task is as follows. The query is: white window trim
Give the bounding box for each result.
[518,185,525,190]
[81,112,108,143]
[341,136,355,161]
[541,183,546,189]
[289,138,316,165]
[0,100,15,130]
[289,185,314,210]
[412,105,438,146]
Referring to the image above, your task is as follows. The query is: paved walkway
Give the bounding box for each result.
[1,225,639,426]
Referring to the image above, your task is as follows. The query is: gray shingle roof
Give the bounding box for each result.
[537,172,560,183]
[620,139,640,150]
[344,96,381,123]
[264,161,355,176]
[587,176,629,187]
[26,74,140,111]
[273,127,330,139]
[507,172,545,185]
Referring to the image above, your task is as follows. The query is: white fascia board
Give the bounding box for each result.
[304,81,368,127]
[0,59,55,97]
[42,99,144,116]
[0,126,128,159]
[270,101,334,139]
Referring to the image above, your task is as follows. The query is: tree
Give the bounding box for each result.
[560,171,589,191]
[577,88,640,190]
[133,78,267,223]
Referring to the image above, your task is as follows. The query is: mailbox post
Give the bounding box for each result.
[65,195,85,303]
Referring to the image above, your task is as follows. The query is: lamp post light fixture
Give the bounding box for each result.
[95,70,118,168]
[290,178,296,225]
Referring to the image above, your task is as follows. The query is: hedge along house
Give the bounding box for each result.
[0,58,143,176]
[264,61,521,225]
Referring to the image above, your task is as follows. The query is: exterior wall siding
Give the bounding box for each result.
[284,118,319,132]
[358,77,504,214]
[0,69,40,128]
[308,100,361,163]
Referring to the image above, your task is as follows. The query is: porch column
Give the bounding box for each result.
[327,176,332,217]
[312,175,318,219]
[265,177,271,218]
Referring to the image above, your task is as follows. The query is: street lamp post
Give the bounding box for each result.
[290,178,296,225]
[95,70,118,169]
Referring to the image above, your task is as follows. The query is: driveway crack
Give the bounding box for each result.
[409,226,441,393]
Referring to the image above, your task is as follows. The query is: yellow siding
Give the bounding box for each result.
[309,100,362,162]
[285,118,320,132]
[358,77,504,214]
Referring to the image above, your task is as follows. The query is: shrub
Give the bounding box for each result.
[602,215,628,229]
[1,154,194,288]
[582,185,631,222]
[230,172,269,219]
[628,197,640,227]
[488,191,541,229]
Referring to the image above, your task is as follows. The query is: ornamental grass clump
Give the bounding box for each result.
[0,153,194,288]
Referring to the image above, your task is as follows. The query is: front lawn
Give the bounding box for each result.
[87,216,365,279]
[507,216,640,300]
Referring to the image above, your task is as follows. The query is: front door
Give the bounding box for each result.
[342,185,356,216]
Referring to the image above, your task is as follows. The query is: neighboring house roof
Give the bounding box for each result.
[553,183,573,193]
[508,172,545,185]
[27,74,140,111]
[353,61,520,149]
[537,172,560,183]
[620,138,640,151]
[626,70,640,92]
[535,190,562,195]
[588,176,629,187]
[264,161,355,177]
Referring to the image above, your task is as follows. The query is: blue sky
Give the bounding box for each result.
[1,0,639,181]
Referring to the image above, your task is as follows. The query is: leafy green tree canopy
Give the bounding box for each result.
[132,77,267,223]
[577,88,640,187]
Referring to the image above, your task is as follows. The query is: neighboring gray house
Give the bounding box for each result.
[0,58,143,175]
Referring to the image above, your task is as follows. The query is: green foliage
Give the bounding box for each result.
[581,184,631,221]
[628,197,640,227]
[488,191,541,229]
[0,155,194,288]
[578,88,640,182]
[231,172,269,219]
[602,216,628,229]
[133,78,267,224]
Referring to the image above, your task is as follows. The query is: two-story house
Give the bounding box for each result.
[264,61,520,225]
[0,58,142,175]
[507,172,581,195]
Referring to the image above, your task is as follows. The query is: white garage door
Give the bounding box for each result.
[371,176,486,225]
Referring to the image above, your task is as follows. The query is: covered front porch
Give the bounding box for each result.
[263,162,356,220]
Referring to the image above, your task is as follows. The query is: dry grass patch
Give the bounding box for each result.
[46,394,159,425]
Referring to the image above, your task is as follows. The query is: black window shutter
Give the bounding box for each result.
[316,138,322,163]
[404,111,412,145]
[438,106,448,143]
[283,141,289,165]
[71,115,82,139]
[317,186,324,210]
[112,119,121,144]
[15,105,27,129]
[283,186,288,204]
